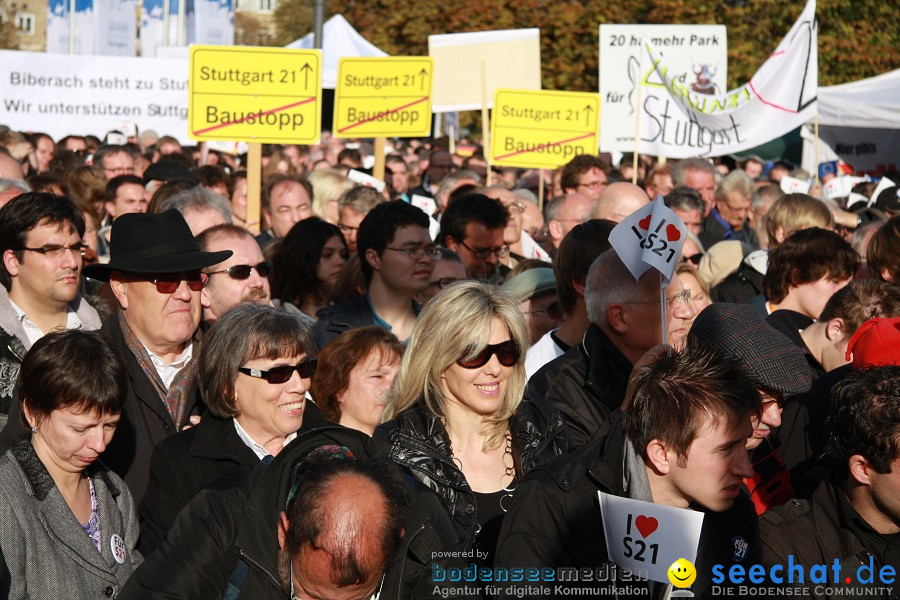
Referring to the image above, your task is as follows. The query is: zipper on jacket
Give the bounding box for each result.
[235,546,283,593]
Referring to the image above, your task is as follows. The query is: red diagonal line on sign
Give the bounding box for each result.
[337,96,429,133]
[494,132,596,161]
[748,80,798,114]
[193,96,317,135]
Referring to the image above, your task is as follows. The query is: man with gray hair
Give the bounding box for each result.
[0,178,30,209]
[545,193,594,251]
[527,248,695,448]
[337,185,384,254]
[701,169,759,249]
[671,156,717,215]
[159,186,232,236]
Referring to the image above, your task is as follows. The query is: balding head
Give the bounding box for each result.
[0,152,24,180]
[278,458,407,599]
[592,182,650,222]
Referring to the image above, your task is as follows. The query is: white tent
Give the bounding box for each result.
[801,68,900,174]
[285,14,388,89]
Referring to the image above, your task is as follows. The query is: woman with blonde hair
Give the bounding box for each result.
[378,281,566,566]
[308,168,356,224]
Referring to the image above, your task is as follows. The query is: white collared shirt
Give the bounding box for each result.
[141,342,193,390]
[233,418,297,460]
[9,300,83,347]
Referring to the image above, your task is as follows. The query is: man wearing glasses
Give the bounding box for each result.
[74,209,229,502]
[92,143,136,181]
[0,192,102,430]
[197,224,273,325]
[528,249,696,449]
[314,201,435,348]
[438,193,510,283]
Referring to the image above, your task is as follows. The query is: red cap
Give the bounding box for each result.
[845,317,900,369]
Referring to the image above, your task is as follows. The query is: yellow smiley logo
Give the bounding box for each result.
[667,558,696,588]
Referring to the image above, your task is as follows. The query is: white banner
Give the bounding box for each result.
[599,24,727,153]
[194,0,233,46]
[638,0,817,158]
[46,0,93,54]
[141,0,196,58]
[0,50,190,143]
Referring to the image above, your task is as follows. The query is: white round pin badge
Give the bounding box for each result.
[110,534,126,564]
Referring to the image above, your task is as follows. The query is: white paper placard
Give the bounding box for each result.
[347,169,386,193]
[598,24,727,153]
[599,492,705,584]
[608,197,687,284]
[780,175,812,194]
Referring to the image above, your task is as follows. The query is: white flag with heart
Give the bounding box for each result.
[608,197,688,284]
[598,492,705,584]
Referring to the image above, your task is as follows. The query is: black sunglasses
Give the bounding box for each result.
[456,340,520,369]
[238,358,317,384]
[208,261,272,280]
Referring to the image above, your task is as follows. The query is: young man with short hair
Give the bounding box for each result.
[438,193,508,283]
[314,201,435,348]
[761,366,900,598]
[497,343,760,599]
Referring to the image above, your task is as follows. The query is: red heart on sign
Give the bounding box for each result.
[635,515,658,538]
[638,215,651,230]
[666,224,681,242]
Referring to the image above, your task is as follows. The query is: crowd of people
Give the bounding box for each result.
[0,122,898,599]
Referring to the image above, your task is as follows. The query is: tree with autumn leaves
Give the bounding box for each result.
[272,0,898,90]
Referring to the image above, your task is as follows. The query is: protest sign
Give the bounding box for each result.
[599,492,705,584]
[779,175,812,194]
[334,57,433,138]
[638,0,817,158]
[347,169,386,193]
[823,175,869,200]
[411,194,437,217]
[428,29,540,113]
[0,49,189,142]
[489,88,600,170]
[598,25,727,153]
[608,197,687,284]
[188,46,322,144]
[818,128,900,177]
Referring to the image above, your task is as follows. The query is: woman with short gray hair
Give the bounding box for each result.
[137,303,329,556]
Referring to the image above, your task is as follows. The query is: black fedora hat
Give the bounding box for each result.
[83,209,232,282]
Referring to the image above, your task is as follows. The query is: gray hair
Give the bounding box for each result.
[585,249,643,327]
[199,303,314,418]
[716,169,754,201]
[159,186,232,223]
[0,178,31,194]
[671,157,715,186]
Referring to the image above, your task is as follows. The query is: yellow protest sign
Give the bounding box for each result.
[189,46,322,144]
[490,89,601,170]
[333,57,433,138]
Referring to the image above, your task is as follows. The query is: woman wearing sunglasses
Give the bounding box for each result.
[137,303,328,556]
[270,217,349,323]
[378,281,567,570]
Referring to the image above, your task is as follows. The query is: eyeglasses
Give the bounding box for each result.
[146,271,209,294]
[456,340,520,369]
[527,302,563,320]
[458,240,510,260]
[428,277,462,291]
[238,358,317,383]
[504,201,526,215]
[622,289,693,308]
[20,243,88,258]
[383,245,441,260]
[207,261,272,280]
[686,253,703,266]
[104,166,134,176]
[337,223,359,234]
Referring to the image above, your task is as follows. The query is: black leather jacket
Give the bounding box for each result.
[377,398,568,550]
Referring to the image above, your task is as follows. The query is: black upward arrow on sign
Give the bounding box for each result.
[300,63,312,89]
[418,68,427,91]
[583,104,594,127]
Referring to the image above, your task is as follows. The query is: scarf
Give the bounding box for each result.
[117,311,199,427]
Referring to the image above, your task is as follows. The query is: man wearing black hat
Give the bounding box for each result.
[2,209,232,503]
[688,303,813,514]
